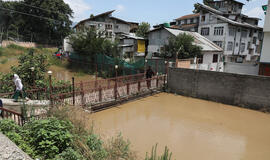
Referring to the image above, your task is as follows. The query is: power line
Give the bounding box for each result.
[0,6,62,23]
[14,1,68,16]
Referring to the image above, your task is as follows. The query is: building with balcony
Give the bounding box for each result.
[197,0,263,63]
[175,13,200,32]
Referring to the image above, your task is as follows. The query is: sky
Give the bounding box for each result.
[64,0,268,27]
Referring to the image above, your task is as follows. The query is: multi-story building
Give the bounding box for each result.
[74,10,136,40]
[175,13,200,32]
[197,0,263,63]
[259,0,270,76]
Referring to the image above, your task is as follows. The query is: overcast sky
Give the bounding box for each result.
[63,0,268,27]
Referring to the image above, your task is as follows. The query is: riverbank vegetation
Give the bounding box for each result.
[0,106,174,160]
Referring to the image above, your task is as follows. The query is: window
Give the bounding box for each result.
[253,37,257,44]
[184,19,187,24]
[213,41,223,48]
[213,54,218,63]
[256,45,260,53]
[241,29,248,38]
[214,27,224,35]
[236,42,238,47]
[229,27,236,36]
[258,32,263,40]
[201,16,205,22]
[249,29,253,37]
[240,43,246,53]
[201,27,210,36]
[227,42,233,51]
[190,18,194,24]
[198,55,203,64]
[115,25,119,29]
[105,24,112,30]
[247,42,251,50]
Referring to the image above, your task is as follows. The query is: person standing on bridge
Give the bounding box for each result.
[146,66,155,89]
[12,74,28,102]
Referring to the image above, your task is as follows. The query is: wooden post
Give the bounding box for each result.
[138,81,141,92]
[156,76,159,88]
[72,77,75,106]
[80,81,84,106]
[99,86,102,102]
[127,83,130,95]
[114,78,117,100]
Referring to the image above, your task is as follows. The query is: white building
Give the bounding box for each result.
[259,0,270,76]
[147,27,223,71]
[74,10,136,40]
[197,0,263,63]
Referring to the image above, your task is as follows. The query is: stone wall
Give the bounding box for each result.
[1,40,36,48]
[0,133,32,160]
[168,68,270,110]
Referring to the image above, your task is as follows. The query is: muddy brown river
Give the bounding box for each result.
[92,93,270,160]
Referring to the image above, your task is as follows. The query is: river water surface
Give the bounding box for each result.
[92,93,270,160]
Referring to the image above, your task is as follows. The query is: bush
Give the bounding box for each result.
[23,118,74,159]
[0,119,22,134]
[54,147,85,160]
[105,134,136,160]
[0,120,35,157]
[87,134,108,160]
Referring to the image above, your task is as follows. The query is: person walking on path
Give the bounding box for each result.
[12,74,28,102]
[146,66,155,89]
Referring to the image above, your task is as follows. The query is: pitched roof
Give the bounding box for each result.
[148,27,223,52]
[175,13,200,21]
[214,14,262,29]
[74,10,116,28]
[208,0,244,5]
[197,3,262,29]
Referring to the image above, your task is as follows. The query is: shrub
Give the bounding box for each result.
[54,147,85,160]
[87,134,108,160]
[23,118,74,159]
[105,134,136,160]
[0,119,22,134]
[0,120,35,157]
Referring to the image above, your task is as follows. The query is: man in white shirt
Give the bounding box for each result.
[12,74,27,102]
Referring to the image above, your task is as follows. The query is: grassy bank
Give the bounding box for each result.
[0,44,96,82]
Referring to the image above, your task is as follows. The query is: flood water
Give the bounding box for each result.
[92,93,270,160]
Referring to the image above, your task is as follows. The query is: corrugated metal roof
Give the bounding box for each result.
[164,28,223,52]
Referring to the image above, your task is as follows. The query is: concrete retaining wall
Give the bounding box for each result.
[224,62,259,75]
[168,68,270,110]
[0,133,32,160]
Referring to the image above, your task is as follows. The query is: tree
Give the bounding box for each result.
[162,33,202,59]
[69,28,120,62]
[0,0,73,45]
[136,22,150,38]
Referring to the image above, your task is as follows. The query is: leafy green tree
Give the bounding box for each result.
[0,0,73,45]
[69,28,120,62]
[162,33,202,59]
[11,50,50,88]
[136,22,150,38]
